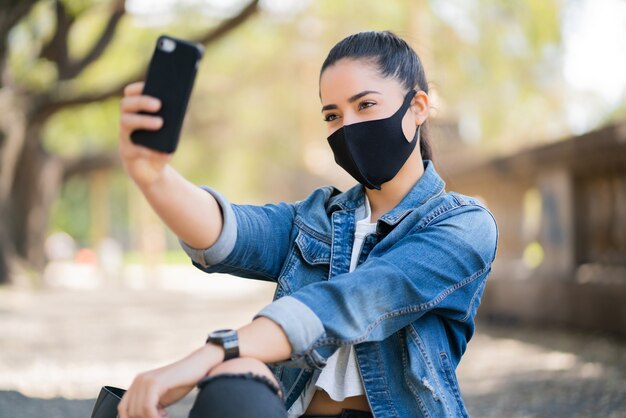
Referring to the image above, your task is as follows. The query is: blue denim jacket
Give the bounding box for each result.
[180,161,498,418]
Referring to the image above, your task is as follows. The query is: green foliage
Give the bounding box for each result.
[8,2,57,90]
[429,0,564,148]
[43,98,120,157]
[62,0,108,17]
[25,0,622,250]
[49,170,131,247]
[49,175,91,245]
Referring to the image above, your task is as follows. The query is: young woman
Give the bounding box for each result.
[115,30,498,418]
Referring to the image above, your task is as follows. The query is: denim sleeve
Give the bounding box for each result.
[179,186,297,282]
[255,205,498,369]
[179,186,238,267]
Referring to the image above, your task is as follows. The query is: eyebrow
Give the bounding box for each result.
[321,90,382,112]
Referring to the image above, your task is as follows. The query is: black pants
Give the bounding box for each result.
[190,372,287,418]
[190,372,373,418]
[92,374,373,418]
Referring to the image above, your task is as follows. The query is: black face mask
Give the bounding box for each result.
[327,90,420,190]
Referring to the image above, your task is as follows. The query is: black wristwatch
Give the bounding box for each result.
[206,329,239,361]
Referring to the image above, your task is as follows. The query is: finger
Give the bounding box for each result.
[144,393,163,418]
[124,82,145,96]
[131,387,160,418]
[117,394,129,418]
[121,113,163,132]
[129,387,143,418]
[128,376,155,418]
[125,387,137,418]
[121,95,161,113]
[127,379,146,418]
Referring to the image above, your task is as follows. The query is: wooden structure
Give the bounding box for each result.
[442,121,626,336]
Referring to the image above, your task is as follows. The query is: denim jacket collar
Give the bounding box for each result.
[328,160,445,229]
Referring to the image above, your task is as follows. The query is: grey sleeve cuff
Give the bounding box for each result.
[178,186,238,268]
[254,296,327,369]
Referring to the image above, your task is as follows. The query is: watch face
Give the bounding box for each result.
[212,329,236,339]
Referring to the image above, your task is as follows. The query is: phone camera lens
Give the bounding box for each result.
[158,38,176,53]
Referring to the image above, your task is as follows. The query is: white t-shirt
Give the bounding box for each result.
[287,196,377,417]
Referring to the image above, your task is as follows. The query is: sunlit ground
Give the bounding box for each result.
[0,263,624,417]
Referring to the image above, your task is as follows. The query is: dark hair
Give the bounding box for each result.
[320,30,433,161]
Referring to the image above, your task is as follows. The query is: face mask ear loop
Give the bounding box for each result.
[407,123,421,144]
[406,89,417,106]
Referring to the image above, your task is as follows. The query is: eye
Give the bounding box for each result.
[358,101,375,111]
[323,113,340,122]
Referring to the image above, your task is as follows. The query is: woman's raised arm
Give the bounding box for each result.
[119,82,222,249]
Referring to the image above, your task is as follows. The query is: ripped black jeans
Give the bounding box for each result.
[190,372,373,418]
[190,372,286,418]
[91,373,373,418]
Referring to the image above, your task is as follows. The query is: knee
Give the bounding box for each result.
[190,358,287,418]
[208,357,275,383]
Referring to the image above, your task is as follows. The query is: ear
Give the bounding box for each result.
[410,90,429,126]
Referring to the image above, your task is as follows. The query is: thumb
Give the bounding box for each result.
[157,405,168,417]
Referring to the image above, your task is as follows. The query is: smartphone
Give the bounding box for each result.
[130,35,204,153]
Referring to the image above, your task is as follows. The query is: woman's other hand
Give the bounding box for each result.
[117,344,224,418]
[119,82,171,190]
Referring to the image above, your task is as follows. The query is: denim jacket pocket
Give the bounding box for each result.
[276,229,331,289]
[295,230,331,266]
[274,229,331,303]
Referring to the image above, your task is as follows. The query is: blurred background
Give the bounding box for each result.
[0,0,625,417]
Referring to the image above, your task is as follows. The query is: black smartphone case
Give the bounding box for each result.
[130,35,204,153]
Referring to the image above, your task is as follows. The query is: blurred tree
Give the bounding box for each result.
[427,0,565,149]
[0,0,260,283]
[3,0,619,282]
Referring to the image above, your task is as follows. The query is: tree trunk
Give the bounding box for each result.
[0,112,64,281]
[0,90,29,284]
[11,128,65,271]
[0,206,12,283]
[0,112,119,283]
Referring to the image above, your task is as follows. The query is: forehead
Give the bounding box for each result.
[319,58,402,102]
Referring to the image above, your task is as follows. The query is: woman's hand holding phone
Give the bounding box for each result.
[117,37,221,252]
[118,81,224,251]
[119,82,172,190]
